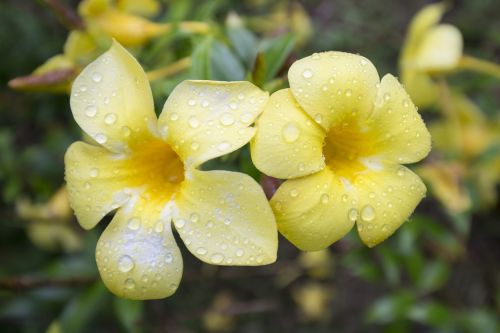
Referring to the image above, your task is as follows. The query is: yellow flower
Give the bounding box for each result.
[399,3,461,108]
[17,187,83,252]
[65,41,277,300]
[251,52,431,249]
[79,0,209,47]
[400,3,500,108]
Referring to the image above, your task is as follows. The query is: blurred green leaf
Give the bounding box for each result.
[259,34,295,82]
[59,282,109,333]
[211,40,245,81]
[366,292,415,324]
[227,26,258,69]
[416,260,450,293]
[190,37,213,79]
[113,297,144,333]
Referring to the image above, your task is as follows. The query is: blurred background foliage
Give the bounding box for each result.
[1,0,499,332]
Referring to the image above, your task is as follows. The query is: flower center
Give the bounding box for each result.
[123,139,184,202]
[323,120,377,181]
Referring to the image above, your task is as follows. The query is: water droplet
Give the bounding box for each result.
[348,208,358,222]
[341,194,348,202]
[298,163,305,172]
[224,218,231,225]
[360,59,368,66]
[302,69,313,78]
[190,141,199,150]
[125,278,136,289]
[187,98,196,106]
[210,253,224,264]
[165,253,173,263]
[95,133,108,144]
[383,93,391,101]
[236,249,244,257]
[290,188,299,197]
[240,113,253,123]
[80,85,88,92]
[188,116,200,128]
[238,93,245,100]
[196,247,207,255]
[381,224,389,232]
[85,105,97,117]
[154,221,164,233]
[282,122,300,143]
[190,213,199,223]
[128,218,141,230]
[314,113,323,123]
[360,205,375,222]
[397,167,406,177]
[118,255,134,273]
[321,193,329,204]
[170,113,179,121]
[103,96,110,105]
[217,141,231,152]
[402,99,409,108]
[91,72,102,83]
[104,113,117,125]
[90,168,99,178]
[174,219,186,229]
[220,113,235,126]
[345,89,352,97]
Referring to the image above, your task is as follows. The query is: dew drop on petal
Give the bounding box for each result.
[219,113,235,126]
[187,98,196,106]
[90,168,99,178]
[174,219,186,229]
[236,249,244,257]
[125,278,136,289]
[290,188,299,197]
[154,221,164,233]
[104,113,117,125]
[118,255,134,273]
[397,167,406,177]
[128,218,141,230]
[92,72,102,83]
[188,116,200,128]
[302,69,313,78]
[210,253,224,264]
[170,113,179,121]
[95,133,108,144]
[360,205,375,222]
[196,247,207,255]
[190,141,199,151]
[85,105,97,118]
[121,126,131,137]
[165,253,173,264]
[217,141,231,152]
[321,193,329,204]
[189,213,199,223]
[282,122,301,143]
[348,208,358,222]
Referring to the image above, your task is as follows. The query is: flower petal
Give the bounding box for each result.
[367,74,431,164]
[288,52,380,130]
[251,89,325,179]
[415,24,463,72]
[70,41,157,153]
[271,168,356,251]
[65,141,136,229]
[401,69,437,108]
[96,198,182,300]
[353,164,426,247]
[158,81,269,167]
[172,169,277,265]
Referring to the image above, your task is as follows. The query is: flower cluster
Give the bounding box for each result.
[65,42,431,299]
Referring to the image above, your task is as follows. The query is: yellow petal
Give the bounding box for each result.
[173,169,277,265]
[354,164,426,247]
[288,52,380,130]
[271,168,355,251]
[70,41,157,153]
[401,2,446,62]
[95,198,182,300]
[367,74,431,164]
[400,69,438,108]
[92,10,168,47]
[159,81,269,167]
[65,142,135,229]
[251,89,325,179]
[415,24,463,72]
[117,0,160,17]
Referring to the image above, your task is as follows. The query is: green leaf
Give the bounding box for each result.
[227,26,258,68]
[259,34,295,82]
[416,260,450,293]
[190,37,213,80]
[59,282,109,333]
[113,297,144,333]
[211,40,245,81]
[366,292,415,324]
